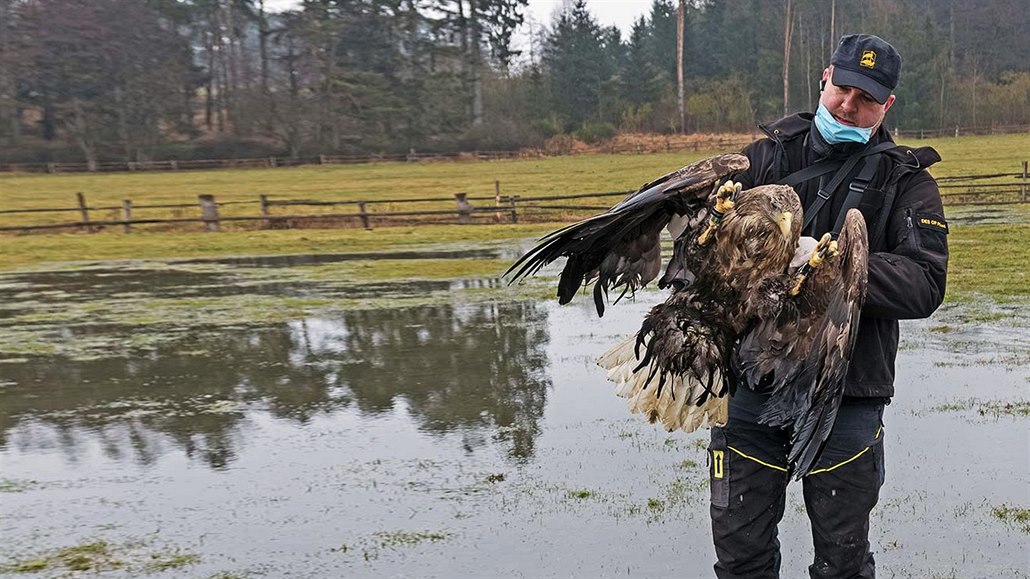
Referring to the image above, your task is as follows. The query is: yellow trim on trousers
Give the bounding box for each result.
[726,426,884,475]
[808,425,883,475]
[728,445,788,473]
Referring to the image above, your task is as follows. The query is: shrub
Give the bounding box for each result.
[574,122,617,144]
[543,134,576,155]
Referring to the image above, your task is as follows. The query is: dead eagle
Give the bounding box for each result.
[506,153,869,477]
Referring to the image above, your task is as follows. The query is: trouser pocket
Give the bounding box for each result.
[710,427,730,508]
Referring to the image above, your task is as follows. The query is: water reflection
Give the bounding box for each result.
[0,301,550,469]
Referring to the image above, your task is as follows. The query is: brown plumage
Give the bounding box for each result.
[734,209,869,477]
[509,155,869,477]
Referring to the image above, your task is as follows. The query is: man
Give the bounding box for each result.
[710,34,949,578]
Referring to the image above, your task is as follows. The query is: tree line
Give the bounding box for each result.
[0,0,1026,165]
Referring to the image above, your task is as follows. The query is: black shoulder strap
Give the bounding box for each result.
[777,159,843,188]
[831,152,882,239]
[800,141,896,234]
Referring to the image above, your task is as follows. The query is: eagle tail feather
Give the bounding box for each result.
[598,334,729,433]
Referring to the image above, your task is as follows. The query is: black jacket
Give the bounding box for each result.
[736,113,949,398]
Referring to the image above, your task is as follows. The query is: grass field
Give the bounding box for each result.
[1,133,1027,229]
[0,133,1028,301]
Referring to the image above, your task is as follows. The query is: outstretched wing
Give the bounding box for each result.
[505,153,749,316]
[745,209,869,478]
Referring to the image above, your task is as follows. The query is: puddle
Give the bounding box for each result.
[0,262,1027,578]
[946,204,1030,226]
[177,247,514,267]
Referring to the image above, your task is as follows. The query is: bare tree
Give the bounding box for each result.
[782,0,793,116]
[676,0,685,133]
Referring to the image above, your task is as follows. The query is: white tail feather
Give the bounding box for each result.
[597,335,728,433]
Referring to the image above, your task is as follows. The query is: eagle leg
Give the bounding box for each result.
[790,233,839,296]
[696,180,741,246]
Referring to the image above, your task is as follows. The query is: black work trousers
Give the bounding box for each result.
[709,385,885,579]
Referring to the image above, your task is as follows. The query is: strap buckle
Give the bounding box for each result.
[848,179,870,195]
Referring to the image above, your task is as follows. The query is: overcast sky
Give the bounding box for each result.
[261,0,653,68]
[263,0,652,36]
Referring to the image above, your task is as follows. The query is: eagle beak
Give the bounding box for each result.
[776,211,793,238]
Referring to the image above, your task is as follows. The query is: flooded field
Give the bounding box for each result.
[1,252,1028,578]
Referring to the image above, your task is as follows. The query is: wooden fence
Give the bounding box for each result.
[1,162,1027,234]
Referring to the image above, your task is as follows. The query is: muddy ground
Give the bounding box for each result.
[0,251,1027,578]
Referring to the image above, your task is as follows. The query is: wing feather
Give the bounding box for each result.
[756,209,869,478]
[505,153,749,316]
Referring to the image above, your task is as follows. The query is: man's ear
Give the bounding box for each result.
[883,94,896,113]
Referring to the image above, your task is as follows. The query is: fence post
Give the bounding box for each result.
[171,160,179,170]
[954,126,959,137]
[455,193,472,224]
[319,154,326,165]
[122,199,132,233]
[1022,160,1028,203]
[76,192,92,233]
[494,180,502,223]
[198,194,220,232]
[260,194,271,228]
[509,195,519,224]
[267,156,277,168]
[358,201,372,230]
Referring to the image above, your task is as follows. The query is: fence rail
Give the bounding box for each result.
[1,161,1026,234]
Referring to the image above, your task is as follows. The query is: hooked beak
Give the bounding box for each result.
[776,211,793,238]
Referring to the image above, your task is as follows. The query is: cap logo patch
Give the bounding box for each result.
[860,50,876,68]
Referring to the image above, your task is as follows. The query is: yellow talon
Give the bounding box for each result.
[697,181,741,246]
[792,233,837,295]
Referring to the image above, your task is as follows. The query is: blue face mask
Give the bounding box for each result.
[814,103,873,144]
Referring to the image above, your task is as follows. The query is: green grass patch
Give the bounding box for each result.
[567,489,594,499]
[0,223,557,271]
[991,505,1030,534]
[0,479,38,493]
[926,398,1030,417]
[947,224,1030,299]
[144,551,200,572]
[1,541,124,574]
[372,530,450,548]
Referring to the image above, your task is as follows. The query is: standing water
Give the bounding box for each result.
[0,258,1027,577]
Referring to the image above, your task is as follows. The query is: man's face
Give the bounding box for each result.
[820,66,895,131]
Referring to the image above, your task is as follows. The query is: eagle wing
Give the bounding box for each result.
[739,209,869,478]
[505,153,749,316]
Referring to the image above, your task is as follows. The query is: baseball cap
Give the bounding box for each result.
[830,34,901,104]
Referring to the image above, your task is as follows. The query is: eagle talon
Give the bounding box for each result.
[697,180,741,246]
[791,233,837,295]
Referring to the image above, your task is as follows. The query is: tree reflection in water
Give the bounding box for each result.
[0,301,550,469]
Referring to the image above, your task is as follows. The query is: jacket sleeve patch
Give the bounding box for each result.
[915,214,948,234]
